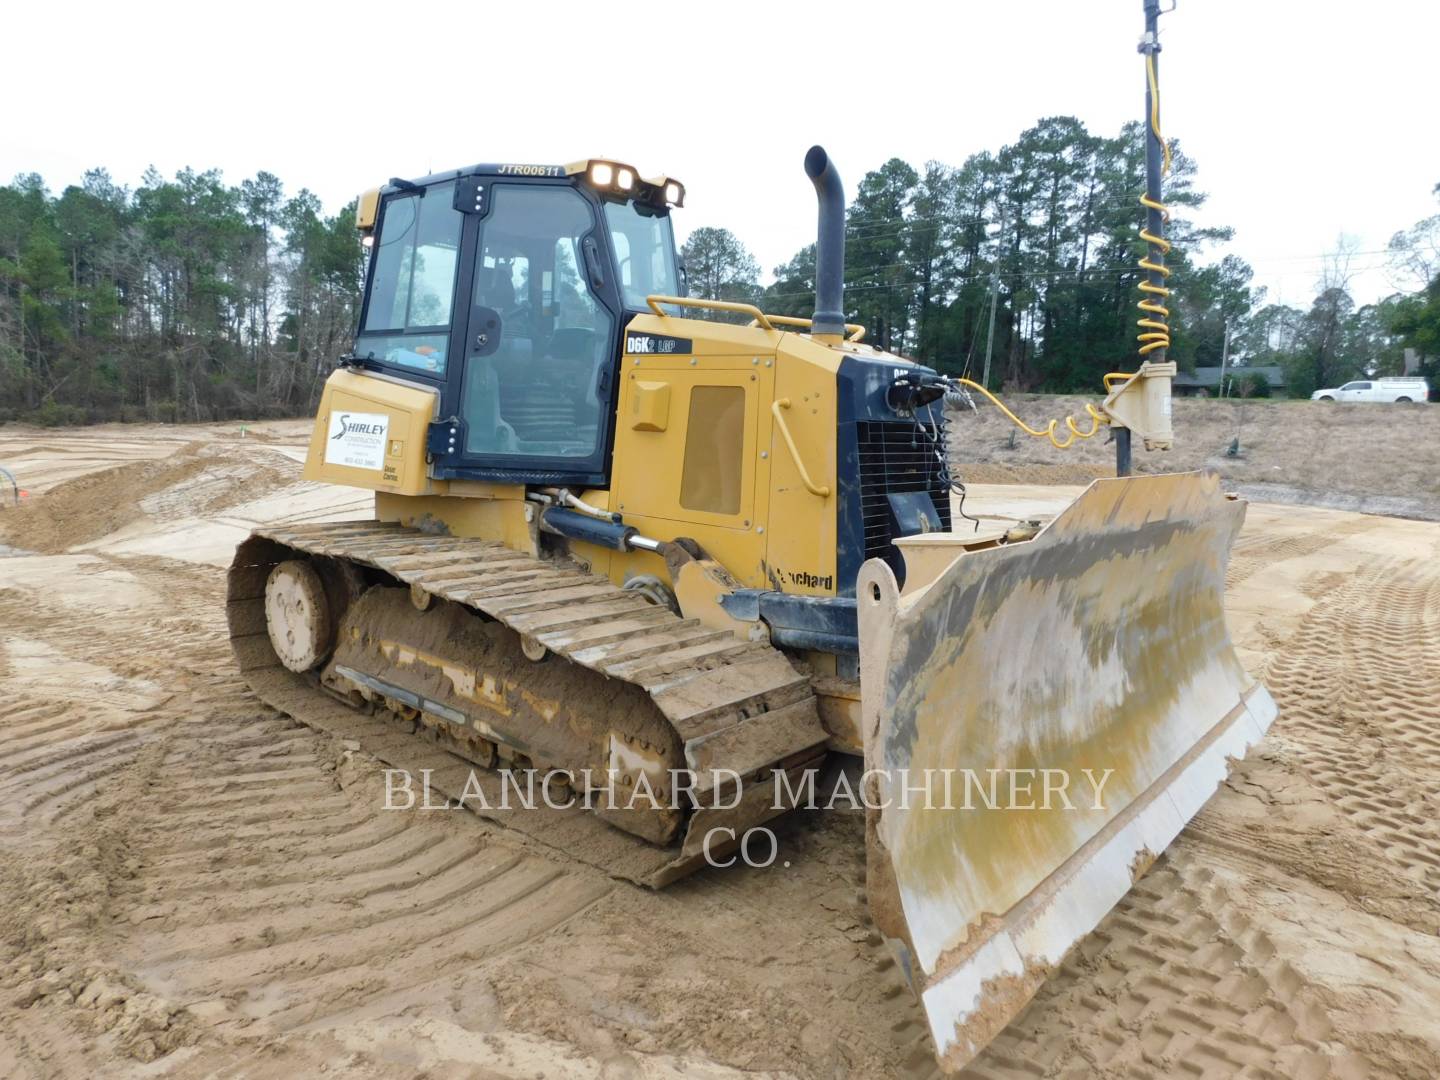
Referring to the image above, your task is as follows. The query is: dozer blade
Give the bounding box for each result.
[856,471,1276,1072]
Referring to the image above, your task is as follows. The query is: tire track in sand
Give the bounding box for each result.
[1237,561,1440,915]
[1225,527,1350,591]
[121,747,609,1036]
[959,859,1363,1080]
[1,550,618,1055]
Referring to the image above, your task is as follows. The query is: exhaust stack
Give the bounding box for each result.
[804,145,845,340]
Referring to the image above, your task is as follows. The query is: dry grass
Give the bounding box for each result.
[949,396,1440,506]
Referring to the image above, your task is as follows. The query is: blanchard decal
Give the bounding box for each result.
[788,570,834,590]
[626,332,693,356]
[325,411,389,471]
[496,164,562,177]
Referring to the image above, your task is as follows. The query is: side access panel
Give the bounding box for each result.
[303,368,438,495]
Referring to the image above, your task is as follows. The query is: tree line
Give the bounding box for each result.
[3,119,1438,426]
[683,117,1440,398]
[0,168,360,424]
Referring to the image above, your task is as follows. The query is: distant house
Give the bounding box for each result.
[1172,365,1286,397]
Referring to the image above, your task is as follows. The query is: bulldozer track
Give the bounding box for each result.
[227,520,829,886]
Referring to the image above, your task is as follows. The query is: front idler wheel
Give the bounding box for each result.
[265,559,334,673]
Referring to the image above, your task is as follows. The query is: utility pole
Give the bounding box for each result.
[981,202,1006,390]
[1139,0,1168,374]
[1119,0,1170,478]
[1217,318,1232,398]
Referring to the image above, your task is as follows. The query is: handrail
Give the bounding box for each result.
[748,314,867,343]
[645,295,775,331]
[642,295,869,343]
[771,399,831,498]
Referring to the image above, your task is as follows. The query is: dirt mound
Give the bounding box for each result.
[3,443,73,458]
[0,449,205,552]
[0,444,298,553]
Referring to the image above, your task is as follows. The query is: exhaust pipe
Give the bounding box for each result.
[804,146,845,339]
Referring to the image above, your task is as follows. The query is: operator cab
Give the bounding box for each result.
[350,160,685,486]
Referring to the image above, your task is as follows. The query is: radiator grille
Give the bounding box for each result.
[855,419,953,562]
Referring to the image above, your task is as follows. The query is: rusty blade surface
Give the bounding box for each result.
[857,472,1277,1072]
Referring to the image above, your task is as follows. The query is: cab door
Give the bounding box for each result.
[436,181,623,486]
[1338,381,1370,402]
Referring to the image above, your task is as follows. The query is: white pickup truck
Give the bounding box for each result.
[1312,377,1430,403]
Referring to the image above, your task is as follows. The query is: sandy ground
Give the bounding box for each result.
[2,421,1439,1078]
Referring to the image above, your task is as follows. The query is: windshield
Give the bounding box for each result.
[604,201,680,308]
[356,183,463,375]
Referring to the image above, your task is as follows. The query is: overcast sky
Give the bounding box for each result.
[10,0,1438,310]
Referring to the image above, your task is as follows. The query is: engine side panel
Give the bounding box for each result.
[600,314,845,597]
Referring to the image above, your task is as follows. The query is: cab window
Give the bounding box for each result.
[356,183,462,375]
[603,200,680,308]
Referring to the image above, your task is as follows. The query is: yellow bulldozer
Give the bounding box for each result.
[226,13,1274,1067]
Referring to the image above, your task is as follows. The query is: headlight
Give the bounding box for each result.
[361,234,374,248]
[573,159,669,202]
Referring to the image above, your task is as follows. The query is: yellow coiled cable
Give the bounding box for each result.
[1137,52,1172,356]
[953,378,1108,451]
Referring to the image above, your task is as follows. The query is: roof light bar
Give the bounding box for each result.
[568,159,684,208]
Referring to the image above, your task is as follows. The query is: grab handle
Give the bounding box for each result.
[771,398,830,498]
